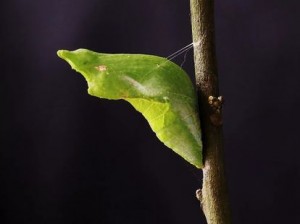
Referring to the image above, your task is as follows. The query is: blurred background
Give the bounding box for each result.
[1,0,299,223]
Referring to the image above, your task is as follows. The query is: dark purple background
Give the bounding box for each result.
[1,0,299,223]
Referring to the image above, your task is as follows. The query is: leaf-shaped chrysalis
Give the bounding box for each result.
[57,49,203,168]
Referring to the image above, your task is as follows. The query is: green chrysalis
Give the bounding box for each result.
[58,49,203,168]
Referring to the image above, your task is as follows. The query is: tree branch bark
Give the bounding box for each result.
[190,0,231,223]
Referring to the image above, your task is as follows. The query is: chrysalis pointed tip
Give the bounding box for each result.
[57,50,70,59]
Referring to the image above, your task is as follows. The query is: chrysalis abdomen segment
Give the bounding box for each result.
[127,97,202,168]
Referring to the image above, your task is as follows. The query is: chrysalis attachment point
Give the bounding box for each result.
[166,43,194,61]
[193,40,201,47]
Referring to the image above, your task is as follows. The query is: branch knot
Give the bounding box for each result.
[208,96,224,126]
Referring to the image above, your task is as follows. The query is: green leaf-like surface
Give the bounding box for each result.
[57,49,203,168]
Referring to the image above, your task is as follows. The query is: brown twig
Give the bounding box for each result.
[190,0,231,223]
